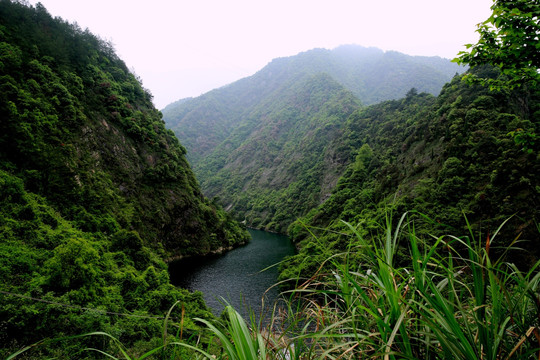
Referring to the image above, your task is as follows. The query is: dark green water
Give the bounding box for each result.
[169,229,295,319]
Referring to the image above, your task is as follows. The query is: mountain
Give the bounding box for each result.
[282,66,539,282]
[197,73,361,232]
[0,1,248,354]
[163,45,463,231]
[163,45,462,164]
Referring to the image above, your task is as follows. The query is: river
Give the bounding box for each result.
[168,229,295,321]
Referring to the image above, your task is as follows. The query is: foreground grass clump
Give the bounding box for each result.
[9,213,540,359]
[190,213,540,359]
[274,214,540,359]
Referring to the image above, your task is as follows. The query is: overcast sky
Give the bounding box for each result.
[29,0,493,109]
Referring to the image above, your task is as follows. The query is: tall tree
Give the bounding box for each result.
[455,0,540,89]
[455,0,539,153]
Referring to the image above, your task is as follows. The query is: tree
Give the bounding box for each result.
[454,0,540,90]
[455,0,539,154]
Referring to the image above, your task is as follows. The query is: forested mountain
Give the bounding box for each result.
[197,73,361,232]
[164,46,462,164]
[163,45,463,231]
[0,1,248,355]
[282,66,539,281]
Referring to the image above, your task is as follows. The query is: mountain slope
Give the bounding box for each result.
[283,67,539,281]
[197,73,361,231]
[0,0,248,258]
[163,45,463,165]
[163,45,463,231]
[0,1,248,354]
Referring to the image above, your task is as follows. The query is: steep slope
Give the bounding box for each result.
[163,46,462,231]
[0,1,248,354]
[163,45,463,165]
[283,67,539,281]
[0,0,248,258]
[197,73,361,232]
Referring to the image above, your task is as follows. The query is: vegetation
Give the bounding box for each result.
[0,0,248,355]
[455,0,540,91]
[193,73,361,232]
[163,46,463,231]
[285,67,539,282]
[0,172,213,357]
[276,214,539,359]
[12,213,540,359]
[2,0,539,357]
[454,0,539,154]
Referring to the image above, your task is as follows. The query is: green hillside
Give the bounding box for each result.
[196,73,361,232]
[2,0,538,357]
[0,1,248,355]
[163,46,463,231]
[283,66,539,281]
[163,46,463,166]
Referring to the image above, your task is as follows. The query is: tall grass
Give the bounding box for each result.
[185,212,539,359]
[9,213,540,359]
[277,212,540,359]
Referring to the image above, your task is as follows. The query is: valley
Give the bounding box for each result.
[1,0,539,358]
[163,45,465,232]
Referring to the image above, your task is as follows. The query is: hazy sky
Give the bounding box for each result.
[29,0,493,109]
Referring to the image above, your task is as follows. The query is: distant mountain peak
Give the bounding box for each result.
[162,45,463,232]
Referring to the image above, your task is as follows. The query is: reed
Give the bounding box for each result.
[278,212,540,359]
[8,213,539,359]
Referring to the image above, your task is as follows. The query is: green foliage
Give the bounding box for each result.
[278,214,540,359]
[20,213,540,359]
[0,171,215,355]
[209,214,540,359]
[163,46,463,231]
[286,70,539,283]
[186,306,270,359]
[454,0,539,154]
[0,0,249,254]
[0,170,213,357]
[190,73,362,233]
[455,0,540,90]
[1,0,538,356]
[0,0,249,355]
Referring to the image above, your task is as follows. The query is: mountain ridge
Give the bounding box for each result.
[283,67,539,282]
[163,45,464,231]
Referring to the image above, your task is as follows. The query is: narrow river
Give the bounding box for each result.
[168,229,295,321]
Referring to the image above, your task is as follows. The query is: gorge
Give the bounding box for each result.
[1,0,539,358]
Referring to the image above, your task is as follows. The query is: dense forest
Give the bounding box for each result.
[0,0,248,356]
[192,73,361,232]
[163,45,462,161]
[283,66,539,282]
[2,0,539,358]
[163,45,463,232]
